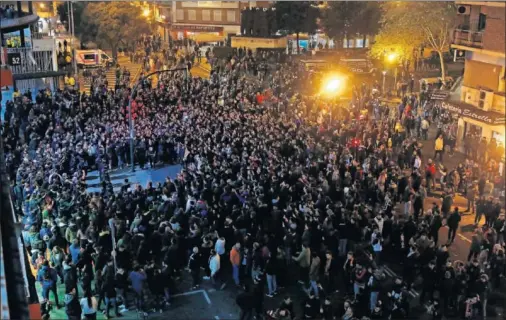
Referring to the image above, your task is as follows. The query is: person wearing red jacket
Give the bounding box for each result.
[425,159,436,194]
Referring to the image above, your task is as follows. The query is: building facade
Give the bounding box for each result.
[451,1,506,146]
[1,1,64,96]
[165,1,271,42]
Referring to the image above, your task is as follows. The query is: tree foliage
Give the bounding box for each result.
[57,2,86,38]
[321,2,380,47]
[81,2,152,57]
[371,2,457,78]
[274,1,319,52]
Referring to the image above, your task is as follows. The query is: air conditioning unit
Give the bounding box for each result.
[457,5,471,15]
[478,89,494,110]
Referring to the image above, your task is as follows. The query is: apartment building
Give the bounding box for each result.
[168,1,271,42]
[450,1,506,145]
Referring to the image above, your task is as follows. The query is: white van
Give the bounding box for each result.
[75,49,114,69]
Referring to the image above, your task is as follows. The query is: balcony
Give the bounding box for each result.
[5,47,55,76]
[0,11,39,31]
[453,29,483,48]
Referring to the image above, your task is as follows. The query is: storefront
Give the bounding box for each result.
[231,36,287,50]
[170,24,230,40]
[440,100,506,147]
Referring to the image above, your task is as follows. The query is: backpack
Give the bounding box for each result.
[32,238,45,250]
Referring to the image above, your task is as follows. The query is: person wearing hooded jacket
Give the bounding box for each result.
[63,255,79,298]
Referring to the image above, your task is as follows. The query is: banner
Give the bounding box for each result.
[171,24,223,32]
[231,36,287,49]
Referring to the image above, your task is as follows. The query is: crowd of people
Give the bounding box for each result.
[1,41,505,320]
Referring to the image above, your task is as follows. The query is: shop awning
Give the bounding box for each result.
[0,68,13,87]
[441,100,506,125]
[191,33,224,43]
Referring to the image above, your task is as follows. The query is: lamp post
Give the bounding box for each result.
[128,67,189,172]
[385,53,398,97]
[321,77,344,128]
[382,70,387,96]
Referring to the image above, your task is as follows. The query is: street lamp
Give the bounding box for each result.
[128,67,189,172]
[382,70,387,96]
[385,52,398,96]
[143,8,151,17]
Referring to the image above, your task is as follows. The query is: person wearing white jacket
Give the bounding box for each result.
[209,249,223,288]
[215,237,226,256]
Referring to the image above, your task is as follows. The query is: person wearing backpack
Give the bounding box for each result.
[65,285,82,320]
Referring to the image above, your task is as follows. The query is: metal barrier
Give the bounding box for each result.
[453,29,483,48]
[6,47,55,75]
[0,136,33,319]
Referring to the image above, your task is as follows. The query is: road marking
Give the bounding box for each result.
[214,316,220,320]
[458,233,471,243]
[208,288,216,293]
[441,226,472,243]
[383,266,420,298]
[410,289,419,297]
[202,290,212,305]
[172,289,212,305]
[383,266,396,277]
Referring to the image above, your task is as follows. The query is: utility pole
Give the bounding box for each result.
[70,1,78,82]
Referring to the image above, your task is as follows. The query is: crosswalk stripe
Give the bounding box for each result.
[79,56,142,94]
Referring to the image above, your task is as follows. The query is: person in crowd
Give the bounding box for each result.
[80,289,98,320]
[466,183,477,214]
[447,207,462,245]
[230,242,242,287]
[209,249,222,289]
[188,246,202,289]
[129,266,147,314]
[435,134,444,162]
[64,286,82,320]
[265,251,278,298]
[292,243,311,287]
[37,261,60,309]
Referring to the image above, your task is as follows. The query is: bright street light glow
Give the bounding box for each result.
[325,79,341,92]
[387,53,398,62]
[320,74,346,97]
[143,8,151,17]
[39,3,45,8]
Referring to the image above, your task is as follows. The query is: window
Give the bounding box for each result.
[83,54,96,61]
[227,10,235,22]
[213,10,222,21]
[478,13,486,31]
[202,10,211,21]
[188,10,197,20]
[176,9,184,20]
[459,15,470,30]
